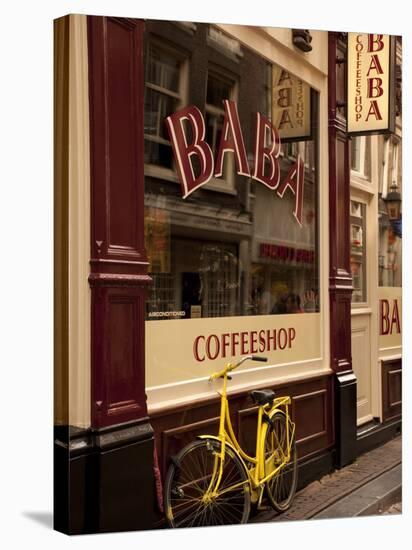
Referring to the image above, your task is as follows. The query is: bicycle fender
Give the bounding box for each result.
[262,408,296,442]
[196,435,250,478]
[260,408,284,441]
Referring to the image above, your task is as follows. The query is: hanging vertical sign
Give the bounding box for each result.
[347,33,395,134]
[272,66,311,140]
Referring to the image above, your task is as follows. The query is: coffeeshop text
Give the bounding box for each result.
[193,327,296,362]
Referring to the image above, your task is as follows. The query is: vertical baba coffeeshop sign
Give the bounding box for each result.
[348,33,400,346]
[347,33,396,135]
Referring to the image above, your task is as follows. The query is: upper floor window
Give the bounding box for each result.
[144,44,186,170]
[350,200,367,303]
[351,136,369,178]
[204,70,236,192]
[378,137,402,287]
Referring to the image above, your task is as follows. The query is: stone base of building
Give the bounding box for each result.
[334,371,357,468]
[54,419,155,535]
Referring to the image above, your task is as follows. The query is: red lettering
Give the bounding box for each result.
[267,329,277,351]
[368,34,384,52]
[206,334,220,360]
[276,156,305,226]
[231,332,240,357]
[259,330,266,352]
[366,54,384,76]
[365,100,383,122]
[380,299,390,335]
[278,328,287,350]
[288,328,296,348]
[253,113,281,190]
[165,105,214,198]
[250,331,258,354]
[240,331,249,355]
[167,102,305,227]
[193,336,205,362]
[367,77,383,98]
[222,333,230,358]
[214,100,250,178]
[390,299,401,334]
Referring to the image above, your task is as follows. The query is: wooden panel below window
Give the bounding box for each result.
[382,359,402,422]
[150,374,334,478]
[91,285,147,428]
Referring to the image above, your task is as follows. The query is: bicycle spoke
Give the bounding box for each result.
[165,440,250,527]
[264,412,297,512]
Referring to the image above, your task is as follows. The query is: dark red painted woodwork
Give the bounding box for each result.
[328,33,353,374]
[88,16,150,429]
[88,16,146,271]
[382,359,402,421]
[90,284,149,428]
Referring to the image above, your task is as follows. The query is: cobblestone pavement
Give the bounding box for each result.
[382,501,402,515]
[251,436,401,523]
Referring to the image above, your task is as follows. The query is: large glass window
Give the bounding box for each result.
[144,48,319,321]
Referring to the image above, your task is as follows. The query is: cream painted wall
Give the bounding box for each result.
[216,25,328,88]
[350,135,380,423]
[350,132,403,423]
[54,15,91,428]
[262,28,328,76]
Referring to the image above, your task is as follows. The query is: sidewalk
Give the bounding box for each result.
[251,436,401,523]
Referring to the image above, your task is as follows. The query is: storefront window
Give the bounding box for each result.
[378,138,402,287]
[144,39,320,322]
[350,200,367,303]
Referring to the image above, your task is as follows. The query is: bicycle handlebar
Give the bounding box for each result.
[209,355,268,381]
[250,355,268,362]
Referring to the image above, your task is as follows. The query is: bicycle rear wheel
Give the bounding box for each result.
[264,410,298,512]
[164,439,251,528]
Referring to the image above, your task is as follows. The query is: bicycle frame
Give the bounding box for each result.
[202,363,296,501]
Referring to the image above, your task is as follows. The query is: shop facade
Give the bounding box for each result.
[349,37,402,443]
[54,15,402,534]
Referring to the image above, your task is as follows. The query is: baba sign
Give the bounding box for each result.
[347,33,396,135]
[165,100,305,226]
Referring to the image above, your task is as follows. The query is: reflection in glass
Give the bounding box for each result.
[144,46,320,321]
[350,200,366,303]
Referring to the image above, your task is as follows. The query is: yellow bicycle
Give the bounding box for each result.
[164,355,298,528]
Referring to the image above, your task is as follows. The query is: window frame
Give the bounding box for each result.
[350,198,368,306]
[143,41,189,181]
[351,136,367,178]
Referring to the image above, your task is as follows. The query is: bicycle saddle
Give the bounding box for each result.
[250,389,275,406]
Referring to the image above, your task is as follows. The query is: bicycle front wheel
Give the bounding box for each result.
[164,439,251,528]
[264,410,298,512]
